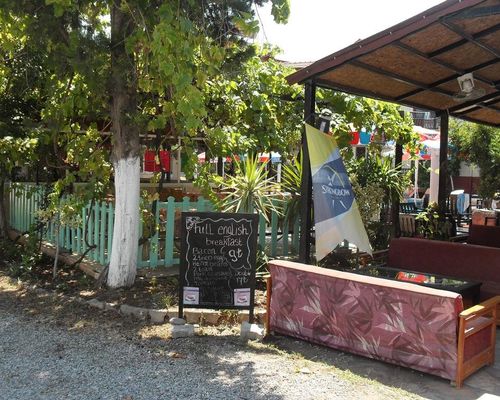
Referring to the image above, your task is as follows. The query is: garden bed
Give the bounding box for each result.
[0,239,267,312]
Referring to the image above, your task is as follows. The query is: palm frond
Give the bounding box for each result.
[216,155,282,223]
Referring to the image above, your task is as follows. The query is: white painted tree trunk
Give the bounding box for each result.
[107,156,140,288]
[109,0,140,288]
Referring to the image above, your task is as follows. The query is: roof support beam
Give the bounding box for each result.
[314,78,440,112]
[427,22,500,58]
[349,59,500,116]
[446,6,500,21]
[452,101,500,117]
[394,58,499,102]
[393,44,497,99]
[393,139,403,238]
[449,92,500,113]
[314,78,498,127]
[350,60,456,98]
[440,19,500,59]
[396,42,464,72]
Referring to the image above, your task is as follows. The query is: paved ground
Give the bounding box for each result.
[1,277,500,400]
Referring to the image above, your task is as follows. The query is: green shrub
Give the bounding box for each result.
[415,203,453,240]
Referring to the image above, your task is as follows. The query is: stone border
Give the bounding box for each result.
[83,299,267,325]
[4,231,268,327]
[5,274,266,326]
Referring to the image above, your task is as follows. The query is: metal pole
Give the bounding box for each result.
[393,143,403,237]
[298,82,316,264]
[438,113,449,214]
[414,159,419,204]
[469,164,474,211]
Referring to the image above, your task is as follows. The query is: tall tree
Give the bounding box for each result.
[0,0,290,287]
[107,0,141,287]
[105,0,290,287]
[0,1,111,241]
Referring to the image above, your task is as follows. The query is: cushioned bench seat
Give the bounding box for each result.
[468,225,500,248]
[386,237,500,318]
[266,259,498,388]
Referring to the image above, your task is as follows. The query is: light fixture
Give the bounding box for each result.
[457,73,475,94]
[453,72,485,102]
[318,109,332,133]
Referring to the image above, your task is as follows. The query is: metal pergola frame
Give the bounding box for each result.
[288,0,500,262]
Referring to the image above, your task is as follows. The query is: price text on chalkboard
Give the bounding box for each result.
[179,212,259,321]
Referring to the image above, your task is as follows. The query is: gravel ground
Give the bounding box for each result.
[0,276,496,400]
[0,312,401,400]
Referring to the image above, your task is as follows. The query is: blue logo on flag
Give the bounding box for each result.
[313,158,354,222]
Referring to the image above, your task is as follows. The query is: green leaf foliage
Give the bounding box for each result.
[203,45,302,159]
[449,120,500,201]
[0,0,294,236]
[346,155,409,202]
[280,154,302,227]
[270,0,291,24]
[449,119,500,202]
[317,90,418,157]
[212,155,282,222]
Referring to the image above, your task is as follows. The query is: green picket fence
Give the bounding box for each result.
[7,184,300,269]
[43,201,116,266]
[137,196,215,268]
[8,184,45,233]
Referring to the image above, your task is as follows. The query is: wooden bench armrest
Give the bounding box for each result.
[459,296,500,320]
[456,296,499,388]
[359,249,389,266]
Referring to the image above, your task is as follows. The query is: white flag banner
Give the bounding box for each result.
[305,124,372,260]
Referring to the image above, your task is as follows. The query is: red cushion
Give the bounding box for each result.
[396,271,428,283]
[387,238,500,284]
[468,225,500,248]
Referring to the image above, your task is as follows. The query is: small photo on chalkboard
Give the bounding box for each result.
[234,288,251,306]
[183,287,199,305]
[179,211,259,321]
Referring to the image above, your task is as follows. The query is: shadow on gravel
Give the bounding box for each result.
[0,281,288,400]
[264,332,500,400]
[0,282,123,330]
[4,274,499,400]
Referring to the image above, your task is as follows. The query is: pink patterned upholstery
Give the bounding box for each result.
[268,260,464,380]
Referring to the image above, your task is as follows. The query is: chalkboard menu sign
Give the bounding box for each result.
[179,212,259,321]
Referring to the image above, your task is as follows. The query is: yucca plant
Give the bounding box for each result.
[348,155,408,202]
[212,155,283,222]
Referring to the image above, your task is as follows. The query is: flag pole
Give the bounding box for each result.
[299,81,316,264]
